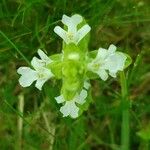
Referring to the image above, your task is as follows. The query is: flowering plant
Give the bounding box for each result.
[17,14,132,118]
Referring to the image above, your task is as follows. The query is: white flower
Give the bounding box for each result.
[88,44,127,81]
[54,14,91,45]
[17,49,54,90]
[55,89,87,118]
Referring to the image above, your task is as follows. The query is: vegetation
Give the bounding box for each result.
[0,0,150,149]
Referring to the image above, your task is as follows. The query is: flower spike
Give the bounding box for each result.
[17,14,132,119]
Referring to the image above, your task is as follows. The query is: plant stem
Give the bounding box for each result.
[120,71,130,150]
[18,94,24,150]
[0,30,31,66]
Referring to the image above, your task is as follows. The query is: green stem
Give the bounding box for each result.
[0,30,31,66]
[120,71,130,150]
[145,141,149,150]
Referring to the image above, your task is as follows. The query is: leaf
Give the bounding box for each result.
[48,54,63,79]
[86,71,99,79]
[47,61,63,79]
[49,53,63,61]
[137,125,150,141]
[88,50,98,59]
[124,53,132,69]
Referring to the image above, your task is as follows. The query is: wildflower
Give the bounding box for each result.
[54,14,91,45]
[17,49,54,90]
[55,89,87,118]
[16,14,132,119]
[88,44,127,81]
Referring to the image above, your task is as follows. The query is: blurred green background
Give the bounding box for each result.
[0,0,150,149]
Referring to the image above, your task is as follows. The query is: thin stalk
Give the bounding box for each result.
[120,71,130,150]
[145,142,149,150]
[0,30,31,66]
[42,112,55,150]
[18,94,24,150]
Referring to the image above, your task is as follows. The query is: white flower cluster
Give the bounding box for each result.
[17,49,54,90]
[55,81,90,118]
[88,44,127,81]
[55,89,87,118]
[17,14,127,118]
[54,14,91,45]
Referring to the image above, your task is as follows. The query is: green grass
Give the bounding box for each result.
[0,0,150,149]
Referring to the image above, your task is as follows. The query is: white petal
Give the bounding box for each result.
[35,78,49,90]
[60,105,69,117]
[37,49,52,65]
[17,67,37,87]
[31,57,43,70]
[62,15,71,26]
[96,48,108,60]
[108,44,116,54]
[55,95,65,104]
[115,52,127,70]
[105,52,127,73]
[35,79,47,90]
[69,103,79,118]
[84,81,91,90]
[35,68,53,90]
[76,24,91,44]
[70,15,83,33]
[68,24,77,33]
[62,14,82,27]
[62,14,80,33]
[60,101,71,117]
[96,69,108,81]
[104,55,117,71]
[60,101,79,118]
[31,50,52,70]
[54,26,68,43]
[80,90,87,100]
[109,72,117,78]
[71,14,83,25]
[76,89,87,104]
